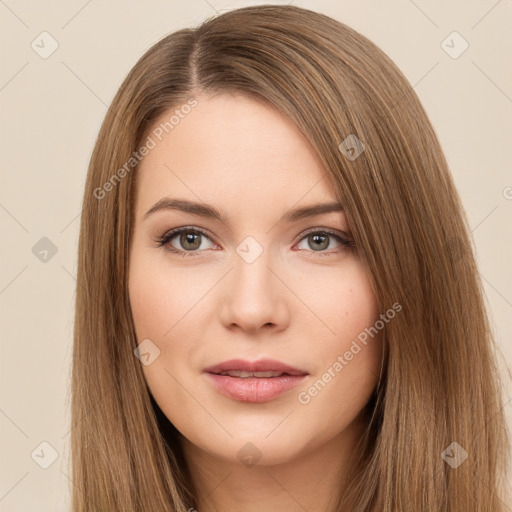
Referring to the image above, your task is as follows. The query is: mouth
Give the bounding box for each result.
[213,370,300,378]
[203,358,309,403]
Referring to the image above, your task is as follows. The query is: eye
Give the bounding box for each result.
[155,227,216,257]
[294,229,353,255]
[154,227,354,257]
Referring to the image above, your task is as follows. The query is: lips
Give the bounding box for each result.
[203,358,309,403]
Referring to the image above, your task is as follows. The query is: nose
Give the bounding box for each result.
[218,247,290,333]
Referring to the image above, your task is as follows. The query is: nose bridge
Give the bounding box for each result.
[219,235,287,331]
[232,235,275,300]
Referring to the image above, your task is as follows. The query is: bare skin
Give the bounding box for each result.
[128,91,383,512]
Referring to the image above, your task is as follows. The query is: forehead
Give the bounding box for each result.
[134,92,337,216]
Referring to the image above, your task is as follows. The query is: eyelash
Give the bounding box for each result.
[154,226,354,258]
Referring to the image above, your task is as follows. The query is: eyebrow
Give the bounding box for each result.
[143,198,344,225]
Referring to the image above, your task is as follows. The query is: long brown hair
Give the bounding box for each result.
[71,5,510,510]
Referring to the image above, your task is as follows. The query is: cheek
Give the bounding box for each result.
[128,248,207,340]
[128,249,212,387]
[128,253,204,428]
[129,269,173,340]
[303,259,380,356]
[294,261,383,411]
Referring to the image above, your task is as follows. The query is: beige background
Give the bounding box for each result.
[0,0,510,509]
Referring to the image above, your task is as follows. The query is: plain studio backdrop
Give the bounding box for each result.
[0,0,510,509]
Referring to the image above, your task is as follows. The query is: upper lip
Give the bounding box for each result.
[203,358,309,376]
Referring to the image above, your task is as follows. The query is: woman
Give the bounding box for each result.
[71,5,510,511]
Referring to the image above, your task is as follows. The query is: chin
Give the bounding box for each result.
[195,426,312,467]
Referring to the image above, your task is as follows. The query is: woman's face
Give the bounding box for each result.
[128,92,383,466]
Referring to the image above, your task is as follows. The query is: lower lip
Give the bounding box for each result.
[204,373,308,403]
